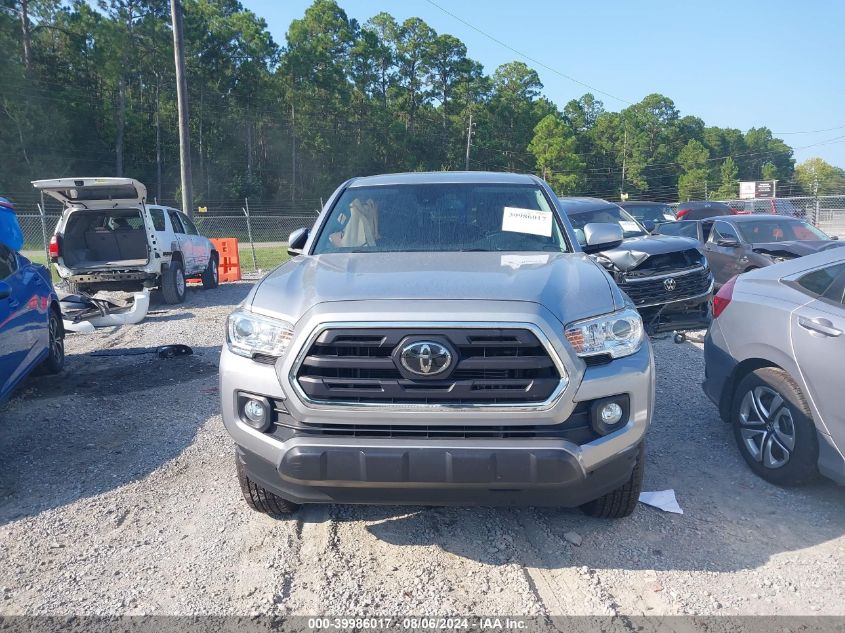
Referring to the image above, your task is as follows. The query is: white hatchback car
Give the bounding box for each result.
[33,177,218,303]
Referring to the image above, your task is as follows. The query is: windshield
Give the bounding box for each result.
[567,205,647,241]
[737,220,830,243]
[622,204,676,223]
[312,183,569,254]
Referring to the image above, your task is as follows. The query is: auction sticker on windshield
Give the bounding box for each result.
[502,207,553,237]
[619,220,641,233]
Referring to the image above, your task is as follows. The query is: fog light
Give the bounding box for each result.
[590,395,630,436]
[237,393,272,432]
[600,402,623,425]
[244,399,266,425]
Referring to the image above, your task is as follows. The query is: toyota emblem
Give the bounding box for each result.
[400,341,452,377]
[663,277,677,291]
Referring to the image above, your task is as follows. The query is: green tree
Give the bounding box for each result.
[761,161,778,181]
[677,139,711,200]
[713,156,738,200]
[795,158,845,195]
[528,113,584,194]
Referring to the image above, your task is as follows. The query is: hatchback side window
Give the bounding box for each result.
[181,215,199,236]
[0,244,17,280]
[712,221,739,243]
[149,208,167,231]
[167,210,185,234]
[797,263,845,297]
[822,271,845,306]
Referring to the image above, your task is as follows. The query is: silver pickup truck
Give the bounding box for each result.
[220,172,655,518]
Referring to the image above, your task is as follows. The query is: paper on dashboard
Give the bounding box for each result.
[502,207,553,237]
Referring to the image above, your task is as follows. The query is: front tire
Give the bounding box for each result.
[731,367,819,486]
[36,310,65,375]
[236,455,300,516]
[160,260,186,304]
[201,254,219,289]
[580,443,644,518]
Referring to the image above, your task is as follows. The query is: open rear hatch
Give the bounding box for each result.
[32,177,146,208]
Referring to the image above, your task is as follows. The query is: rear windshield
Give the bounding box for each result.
[567,205,647,241]
[657,221,699,240]
[737,220,829,243]
[63,184,139,201]
[621,204,675,223]
[312,183,569,254]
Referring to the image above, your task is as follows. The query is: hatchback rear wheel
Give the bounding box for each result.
[731,367,819,486]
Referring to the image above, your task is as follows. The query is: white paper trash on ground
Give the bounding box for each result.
[639,490,683,514]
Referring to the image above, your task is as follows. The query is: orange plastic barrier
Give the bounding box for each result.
[211,238,241,282]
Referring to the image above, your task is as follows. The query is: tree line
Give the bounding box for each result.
[1,0,843,211]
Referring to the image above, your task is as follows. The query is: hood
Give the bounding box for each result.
[249,251,618,325]
[752,240,845,259]
[595,234,703,271]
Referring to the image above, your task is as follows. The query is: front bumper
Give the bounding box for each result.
[236,441,642,506]
[220,302,654,506]
[638,291,712,335]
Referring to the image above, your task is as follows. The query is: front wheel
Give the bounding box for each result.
[731,367,819,486]
[236,454,300,516]
[580,443,644,518]
[160,260,186,304]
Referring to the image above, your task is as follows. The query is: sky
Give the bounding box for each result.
[243,0,845,168]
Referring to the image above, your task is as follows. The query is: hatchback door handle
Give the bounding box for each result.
[798,316,842,337]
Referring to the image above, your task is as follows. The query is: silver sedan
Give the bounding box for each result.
[703,248,845,485]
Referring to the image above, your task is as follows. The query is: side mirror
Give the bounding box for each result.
[642,220,656,233]
[582,223,624,254]
[0,281,11,301]
[287,227,310,256]
[831,235,839,241]
[716,238,739,247]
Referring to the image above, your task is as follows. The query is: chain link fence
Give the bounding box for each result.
[13,194,845,275]
[16,208,319,274]
[668,196,845,238]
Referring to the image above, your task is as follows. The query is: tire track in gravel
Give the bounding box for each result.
[504,508,612,619]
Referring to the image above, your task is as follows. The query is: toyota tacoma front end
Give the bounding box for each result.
[220,172,655,518]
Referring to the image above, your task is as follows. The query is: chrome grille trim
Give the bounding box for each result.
[287,321,570,412]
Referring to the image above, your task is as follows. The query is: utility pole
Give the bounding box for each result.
[170,0,193,218]
[620,127,628,199]
[291,103,296,203]
[464,112,473,171]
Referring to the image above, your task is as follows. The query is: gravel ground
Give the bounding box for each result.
[1,282,844,617]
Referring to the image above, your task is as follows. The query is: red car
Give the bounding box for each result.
[675,201,737,221]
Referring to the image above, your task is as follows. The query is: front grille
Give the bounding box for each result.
[620,267,712,307]
[270,400,595,443]
[294,327,562,405]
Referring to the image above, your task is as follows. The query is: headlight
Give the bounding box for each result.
[226,308,294,359]
[565,308,644,359]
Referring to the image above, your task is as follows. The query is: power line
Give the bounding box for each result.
[774,124,845,135]
[423,0,633,106]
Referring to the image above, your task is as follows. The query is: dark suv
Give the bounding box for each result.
[560,197,713,334]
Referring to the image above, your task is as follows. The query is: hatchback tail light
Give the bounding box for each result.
[712,275,737,319]
[48,234,60,261]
